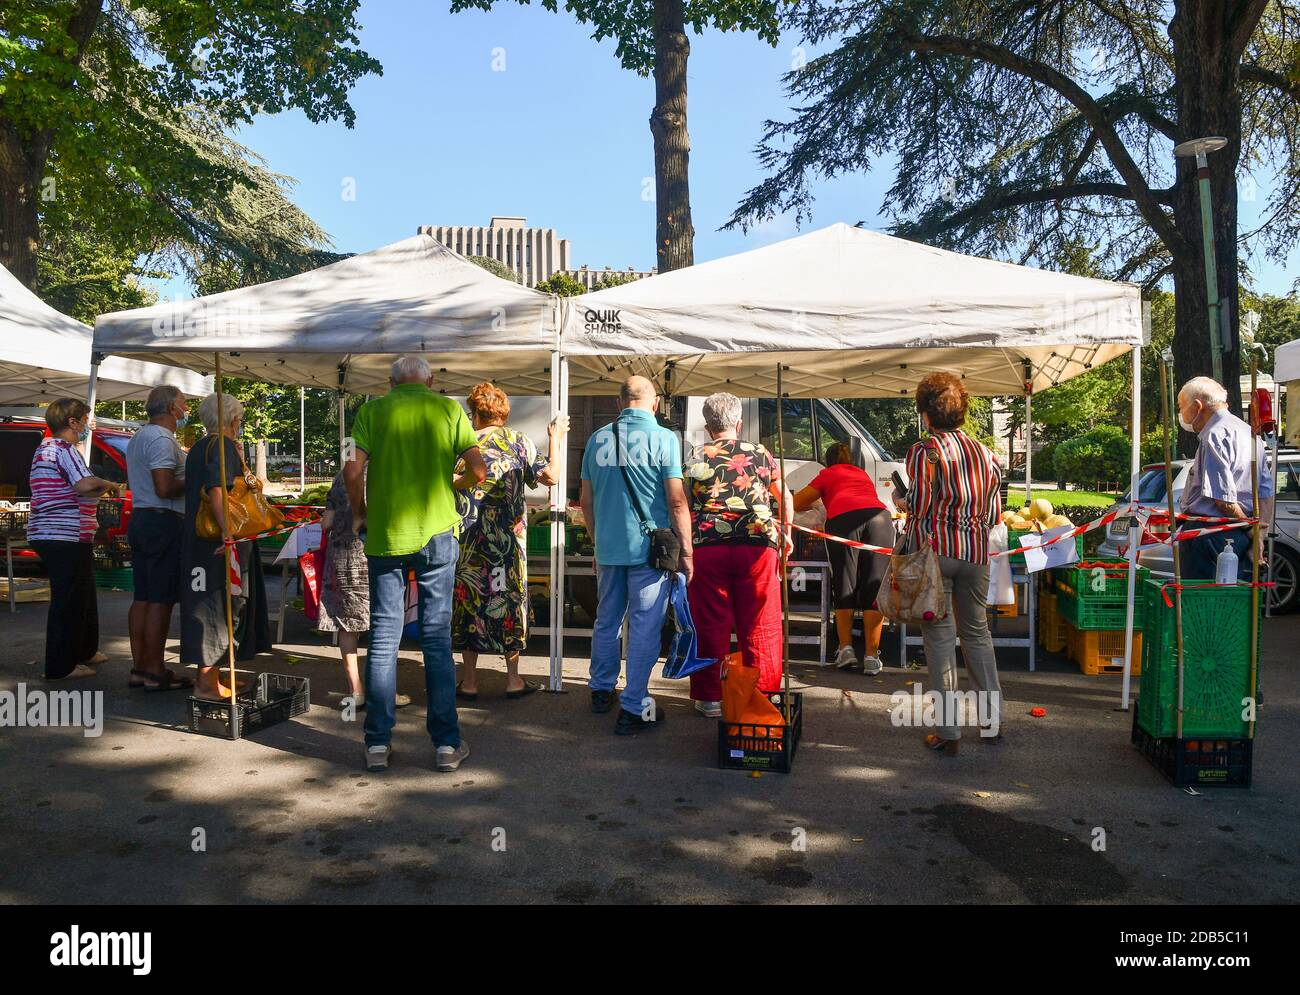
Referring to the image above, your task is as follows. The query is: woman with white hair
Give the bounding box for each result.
[682,391,792,716]
[180,392,272,700]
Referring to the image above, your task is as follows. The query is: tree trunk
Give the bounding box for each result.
[0,125,45,288]
[1168,1,1245,457]
[650,0,694,273]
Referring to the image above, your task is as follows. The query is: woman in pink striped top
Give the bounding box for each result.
[27,398,121,680]
[896,373,1003,755]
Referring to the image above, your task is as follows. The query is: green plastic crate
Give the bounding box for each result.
[1054,560,1149,630]
[93,567,134,592]
[526,524,583,557]
[258,532,290,557]
[1056,589,1146,630]
[1137,579,1258,739]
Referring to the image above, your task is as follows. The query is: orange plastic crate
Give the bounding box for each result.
[1037,591,1069,654]
[1066,623,1143,676]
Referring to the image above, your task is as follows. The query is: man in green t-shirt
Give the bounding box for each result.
[344,355,486,773]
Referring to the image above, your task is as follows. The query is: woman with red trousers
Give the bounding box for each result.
[683,392,792,717]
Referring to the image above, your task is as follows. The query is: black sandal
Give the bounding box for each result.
[143,668,196,693]
[455,682,478,701]
[505,679,543,699]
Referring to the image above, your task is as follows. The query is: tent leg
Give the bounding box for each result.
[1023,388,1033,506]
[82,358,100,462]
[1121,344,1142,710]
[337,390,346,464]
[299,387,306,493]
[214,354,240,739]
[775,364,791,723]
[548,350,569,692]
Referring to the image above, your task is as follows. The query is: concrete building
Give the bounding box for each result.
[419,216,655,288]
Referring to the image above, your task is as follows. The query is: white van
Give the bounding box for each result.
[464,394,906,528]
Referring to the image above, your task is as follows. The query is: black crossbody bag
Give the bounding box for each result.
[616,421,683,573]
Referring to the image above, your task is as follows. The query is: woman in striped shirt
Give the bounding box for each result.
[896,373,1003,755]
[27,398,121,680]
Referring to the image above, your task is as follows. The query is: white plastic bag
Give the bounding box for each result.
[986,523,1015,605]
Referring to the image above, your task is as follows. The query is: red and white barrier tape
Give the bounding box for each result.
[220,515,321,547]
[788,504,1261,559]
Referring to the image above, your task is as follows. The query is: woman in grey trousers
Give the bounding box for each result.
[895,373,1003,756]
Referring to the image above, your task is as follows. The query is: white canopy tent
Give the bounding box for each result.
[94,234,559,395]
[92,224,1148,702]
[1278,338,1300,446]
[559,223,1140,397]
[0,262,210,405]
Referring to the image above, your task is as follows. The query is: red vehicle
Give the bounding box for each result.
[0,414,136,566]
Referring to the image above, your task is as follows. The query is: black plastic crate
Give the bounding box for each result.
[1130,704,1253,788]
[717,690,803,773]
[188,673,310,740]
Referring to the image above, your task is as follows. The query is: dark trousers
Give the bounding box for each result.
[30,540,99,679]
[1182,529,1252,582]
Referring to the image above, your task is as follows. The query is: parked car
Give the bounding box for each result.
[1096,454,1300,613]
[0,413,136,566]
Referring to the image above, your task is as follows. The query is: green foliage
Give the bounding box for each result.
[591,270,643,291]
[1,0,380,285]
[468,255,521,283]
[1053,425,1132,488]
[1003,490,1119,511]
[534,271,587,296]
[449,1,782,75]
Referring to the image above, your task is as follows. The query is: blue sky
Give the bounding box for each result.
[153,3,1295,297]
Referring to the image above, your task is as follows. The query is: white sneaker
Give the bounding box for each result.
[365,744,391,771]
[436,741,470,772]
[833,644,858,669]
[862,655,884,676]
[694,699,722,718]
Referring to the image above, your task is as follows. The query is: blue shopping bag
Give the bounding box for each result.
[661,573,716,680]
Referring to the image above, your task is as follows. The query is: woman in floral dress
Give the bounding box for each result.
[453,383,567,699]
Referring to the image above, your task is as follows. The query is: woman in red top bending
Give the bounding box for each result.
[793,442,894,673]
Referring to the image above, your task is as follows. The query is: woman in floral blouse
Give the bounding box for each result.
[453,382,567,700]
[683,391,792,716]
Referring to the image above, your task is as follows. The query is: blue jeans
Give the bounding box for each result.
[364,529,460,748]
[1183,528,1251,582]
[589,564,675,716]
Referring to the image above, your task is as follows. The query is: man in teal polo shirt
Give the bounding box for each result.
[345,355,486,772]
[580,375,694,735]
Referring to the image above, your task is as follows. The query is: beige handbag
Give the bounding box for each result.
[876,445,947,624]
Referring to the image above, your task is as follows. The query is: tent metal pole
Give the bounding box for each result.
[1266,376,1279,619]
[1121,343,1143,709]
[1249,355,1260,739]
[1023,361,1033,506]
[775,364,792,723]
[82,355,101,462]
[214,353,239,738]
[1159,359,1186,738]
[299,387,306,493]
[548,349,569,692]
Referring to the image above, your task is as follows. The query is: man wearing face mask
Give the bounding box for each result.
[125,385,193,691]
[1176,376,1274,581]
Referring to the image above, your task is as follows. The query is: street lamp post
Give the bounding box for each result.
[1173,136,1229,385]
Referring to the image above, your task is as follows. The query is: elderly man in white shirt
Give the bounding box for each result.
[1176,376,1274,581]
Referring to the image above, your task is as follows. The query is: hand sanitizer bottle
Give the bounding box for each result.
[1215,539,1239,586]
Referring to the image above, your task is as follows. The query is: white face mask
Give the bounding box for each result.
[1177,413,1195,433]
